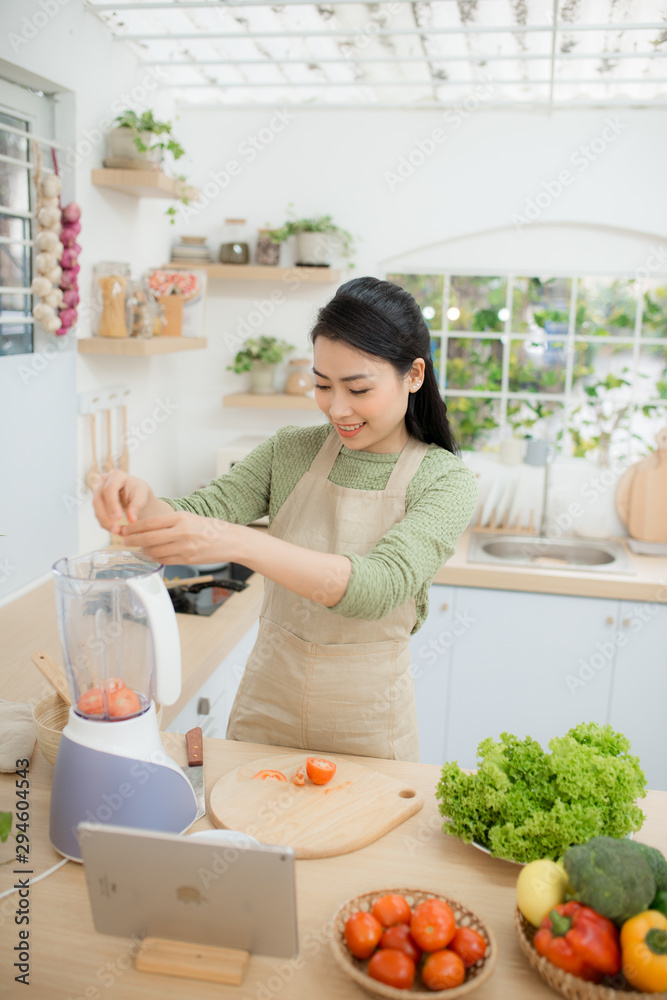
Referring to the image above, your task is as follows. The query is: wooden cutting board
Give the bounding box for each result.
[616,427,667,542]
[209,752,425,859]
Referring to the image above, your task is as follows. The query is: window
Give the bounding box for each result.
[387,272,667,459]
[0,109,33,355]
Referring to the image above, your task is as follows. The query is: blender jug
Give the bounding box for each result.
[53,550,180,717]
[49,550,197,861]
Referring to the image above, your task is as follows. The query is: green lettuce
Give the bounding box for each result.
[435,723,647,863]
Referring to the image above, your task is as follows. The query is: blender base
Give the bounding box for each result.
[50,714,198,861]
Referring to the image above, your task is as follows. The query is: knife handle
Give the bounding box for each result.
[186,727,203,767]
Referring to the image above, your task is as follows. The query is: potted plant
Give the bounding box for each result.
[267,212,355,268]
[228,336,295,394]
[107,109,185,165]
[107,111,191,224]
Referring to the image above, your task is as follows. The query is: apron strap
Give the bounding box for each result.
[385,437,430,492]
[308,426,344,478]
[309,427,429,491]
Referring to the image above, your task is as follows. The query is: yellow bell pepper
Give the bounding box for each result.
[621,910,667,993]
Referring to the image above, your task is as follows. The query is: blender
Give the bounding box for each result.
[49,550,198,861]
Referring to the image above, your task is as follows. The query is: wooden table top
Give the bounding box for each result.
[2,734,666,1000]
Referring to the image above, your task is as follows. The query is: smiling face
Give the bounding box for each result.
[312,337,425,454]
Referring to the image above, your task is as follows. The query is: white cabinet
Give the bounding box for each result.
[409,587,454,766]
[412,585,667,790]
[444,587,619,769]
[168,619,259,737]
[609,600,667,790]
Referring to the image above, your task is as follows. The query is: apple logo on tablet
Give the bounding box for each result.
[176,886,208,905]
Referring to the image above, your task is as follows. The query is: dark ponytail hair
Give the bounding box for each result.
[309,276,459,455]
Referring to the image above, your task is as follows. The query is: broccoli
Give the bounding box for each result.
[628,842,667,894]
[564,836,656,926]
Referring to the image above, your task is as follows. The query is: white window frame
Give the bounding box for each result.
[386,267,667,456]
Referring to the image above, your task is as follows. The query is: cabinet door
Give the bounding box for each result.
[446,588,620,769]
[609,600,667,790]
[410,586,454,765]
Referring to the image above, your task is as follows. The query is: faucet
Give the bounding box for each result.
[538,444,554,537]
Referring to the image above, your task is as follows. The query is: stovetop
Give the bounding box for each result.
[166,577,249,616]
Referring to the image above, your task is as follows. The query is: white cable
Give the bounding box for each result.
[0,859,69,899]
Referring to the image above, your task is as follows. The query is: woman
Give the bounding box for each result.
[93,277,478,761]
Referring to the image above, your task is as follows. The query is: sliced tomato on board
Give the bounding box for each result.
[253,770,288,781]
[306,757,337,785]
[291,766,306,786]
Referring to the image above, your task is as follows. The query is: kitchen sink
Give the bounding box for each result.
[467,533,634,574]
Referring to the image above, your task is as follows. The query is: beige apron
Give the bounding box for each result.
[226,428,429,761]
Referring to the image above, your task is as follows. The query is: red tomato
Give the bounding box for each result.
[291,767,305,786]
[77,687,104,716]
[410,900,456,952]
[422,949,466,991]
[372,894,412,928]
[343,912,383,960]
[368,949,415,990]
[107,687,142,719]
[380,924,421,964]
[253,770,288,781]
[306,757,336,785]
[449,926,487,967]
[104,677,125,694]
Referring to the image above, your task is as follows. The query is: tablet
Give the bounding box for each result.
[78,823,299,958]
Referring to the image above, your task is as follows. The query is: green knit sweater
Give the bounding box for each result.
[163,424,479,633]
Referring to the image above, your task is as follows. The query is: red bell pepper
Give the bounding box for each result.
[534,901,621,983]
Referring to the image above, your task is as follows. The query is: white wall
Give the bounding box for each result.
[1,0,666,597]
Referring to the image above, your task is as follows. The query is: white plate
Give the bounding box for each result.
[471,830,633,866]
[471,841,523,865]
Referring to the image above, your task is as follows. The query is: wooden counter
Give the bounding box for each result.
[1,527,666,726]
[2,734,666,1000]
[0,572,265,727]
[434,527,667,603]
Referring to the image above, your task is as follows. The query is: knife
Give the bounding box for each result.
[185,727,206,821]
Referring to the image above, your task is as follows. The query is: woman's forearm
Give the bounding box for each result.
[138,493,175,520]
[230,524,352,607]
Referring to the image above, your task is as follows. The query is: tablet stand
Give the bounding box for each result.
[136,937,250,984]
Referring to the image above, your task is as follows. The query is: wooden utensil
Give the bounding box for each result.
[118,401,129,472]
[85,412,102,490]
[616,427,667,542]
[101,407,114,474]
[164,574,215,590]
[31,649,71,705]
[209,752,424,860]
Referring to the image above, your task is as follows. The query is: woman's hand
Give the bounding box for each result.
[118,510,234,565]
[93,471,155,532]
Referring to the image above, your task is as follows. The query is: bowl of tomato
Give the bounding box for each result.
[330,888,497,998]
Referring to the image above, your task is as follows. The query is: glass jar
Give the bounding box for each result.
[285,358,315,396]
[92,261,131,338]
[219,219,249,265]
[256,229,280,267]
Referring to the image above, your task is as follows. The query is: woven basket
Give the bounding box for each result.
[330,888,497,999]
[515,907,667,999]
[33,694,163,766]
[33,692,70,764]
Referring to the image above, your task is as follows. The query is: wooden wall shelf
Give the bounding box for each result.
[224,393,318,410]
[167,263,341,284]
[92,168,199,201]
[78,337,207,356]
